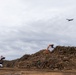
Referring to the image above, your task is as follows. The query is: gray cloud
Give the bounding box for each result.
[0,0,76,60]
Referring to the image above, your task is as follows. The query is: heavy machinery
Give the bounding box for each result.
[46,44,54,50]
[43,44,54,54]
[0,56,5,67]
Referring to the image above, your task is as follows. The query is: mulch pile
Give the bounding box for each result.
[3,46,76,70]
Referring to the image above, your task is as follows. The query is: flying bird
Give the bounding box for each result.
[66,19,74,21]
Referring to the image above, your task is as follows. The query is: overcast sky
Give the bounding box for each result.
[0,0,76,60]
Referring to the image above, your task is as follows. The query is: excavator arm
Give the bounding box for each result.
[46,44,54,50]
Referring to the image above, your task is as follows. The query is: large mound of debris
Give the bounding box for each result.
[3,46,76,70]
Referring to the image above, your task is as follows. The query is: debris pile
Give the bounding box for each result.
[3,46,76,70]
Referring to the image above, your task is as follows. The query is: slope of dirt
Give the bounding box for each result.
[3,46,76,70]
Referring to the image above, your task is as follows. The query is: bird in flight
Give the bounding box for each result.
[66,19,74,21]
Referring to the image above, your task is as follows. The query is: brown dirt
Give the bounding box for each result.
[3,46,76,71]
[0,68,76,75]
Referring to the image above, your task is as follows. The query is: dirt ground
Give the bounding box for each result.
[3,46,76,70]
[0,68,76,75]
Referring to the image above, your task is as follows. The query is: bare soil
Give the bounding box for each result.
[3,46,76,70]
[1,46,76,75]
[0,68,76,75]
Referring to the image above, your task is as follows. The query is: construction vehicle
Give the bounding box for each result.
[0,56,5,67]
[43,44,54,54]
[46,44,54,50]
